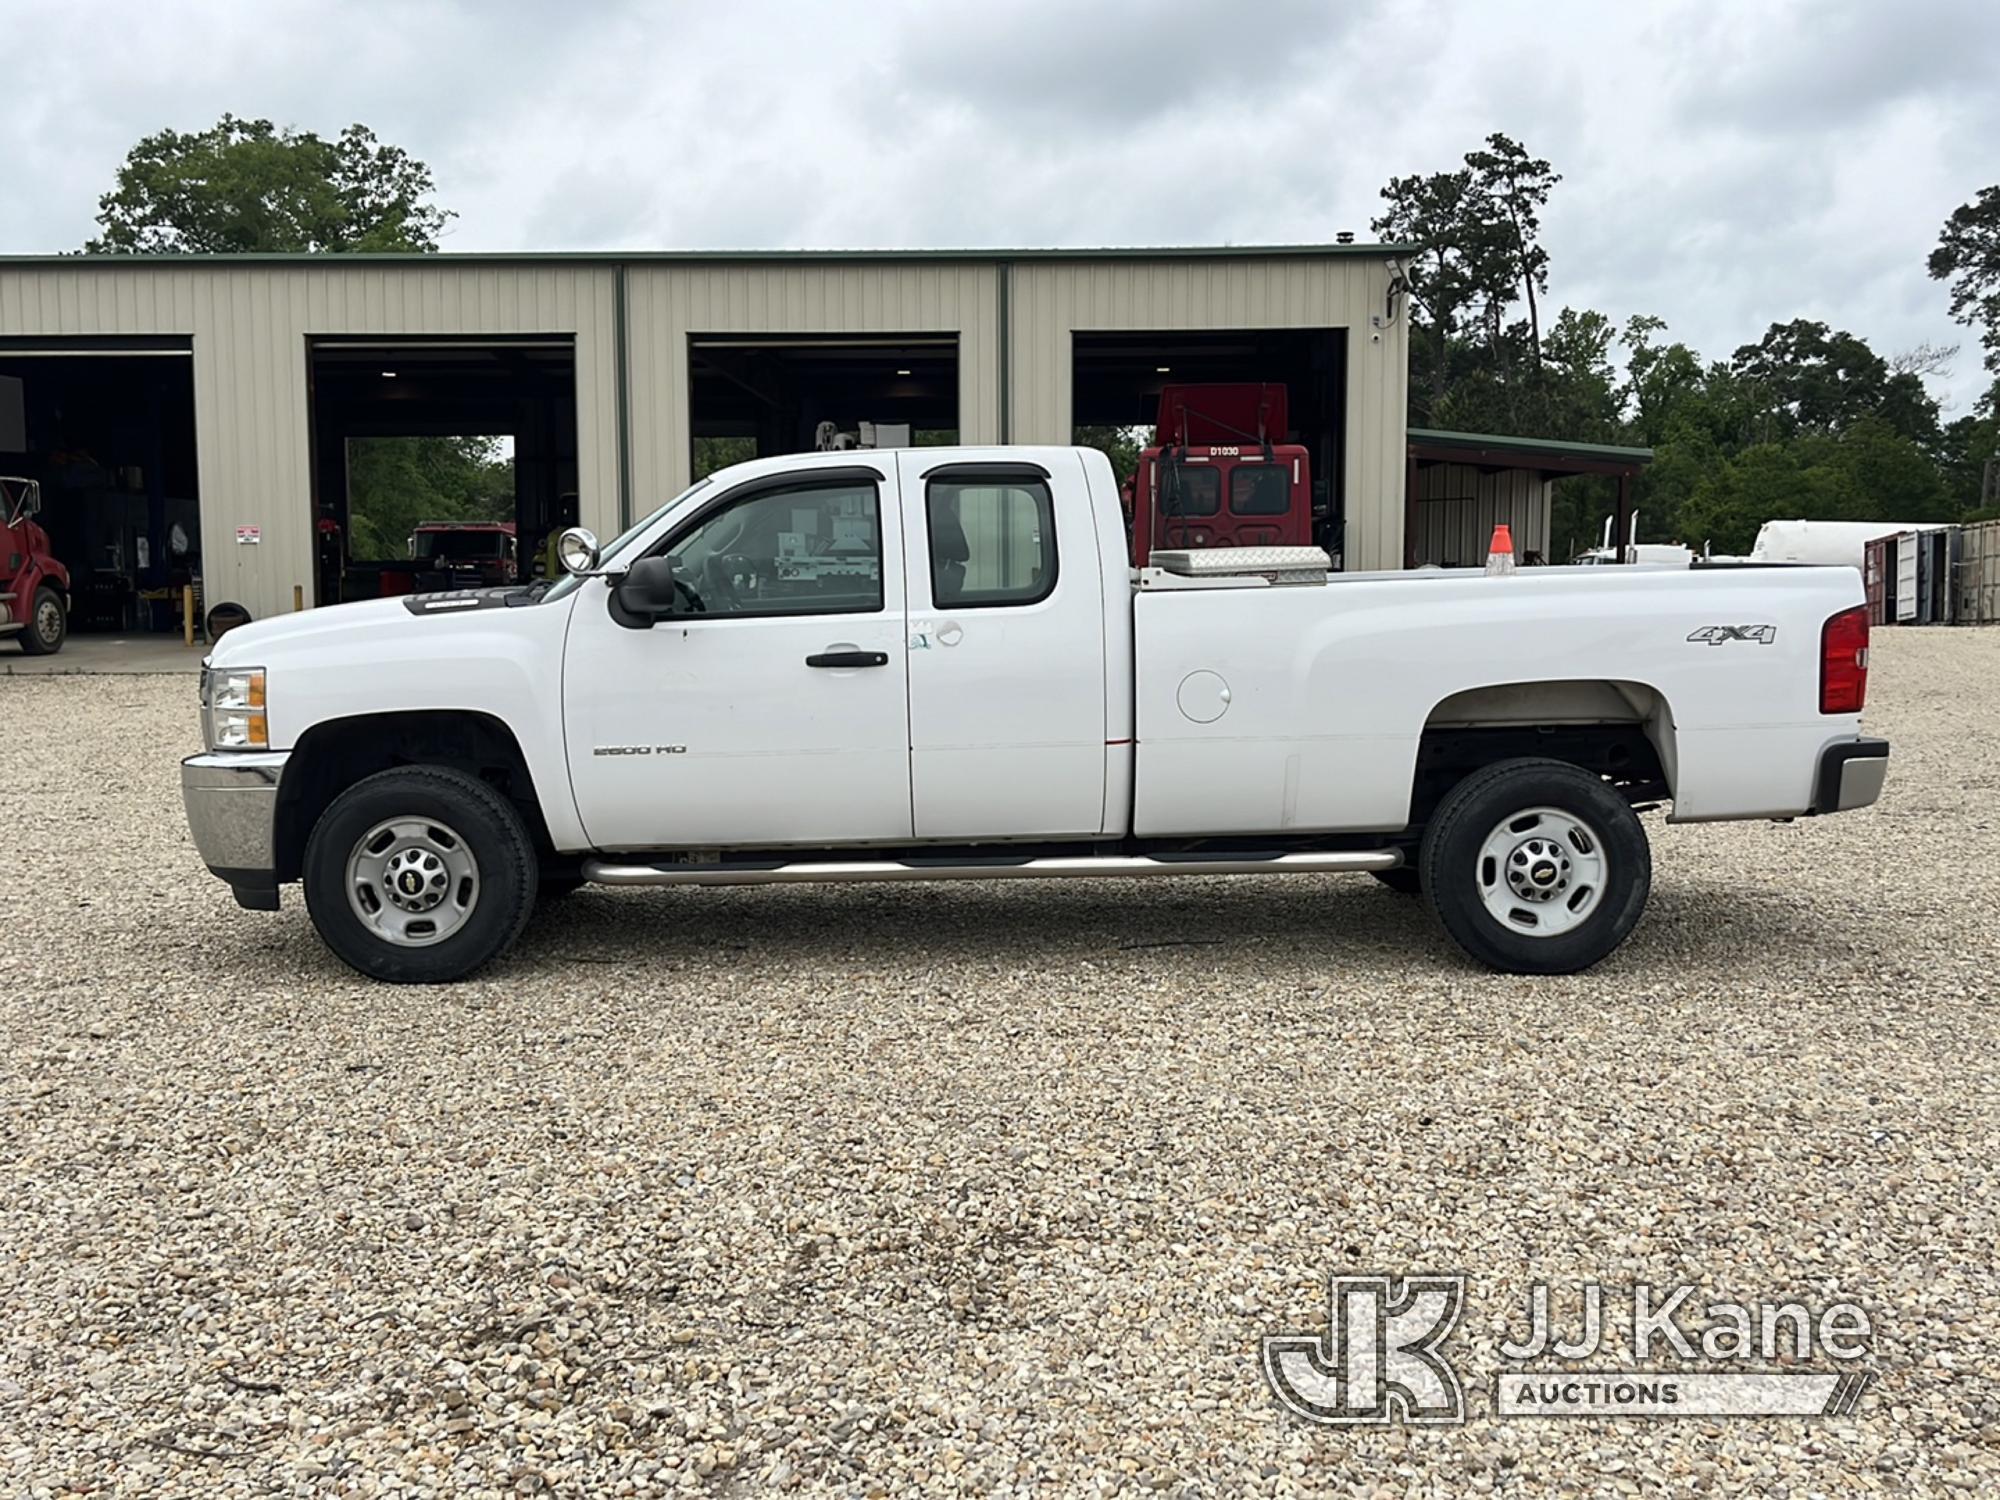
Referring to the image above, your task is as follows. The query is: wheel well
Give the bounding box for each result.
[274,711,550,883]
[1410,680,1675,830]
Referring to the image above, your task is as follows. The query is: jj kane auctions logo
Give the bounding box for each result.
[1264,1276,1873,1425]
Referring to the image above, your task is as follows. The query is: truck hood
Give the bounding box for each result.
[206,588,545,670]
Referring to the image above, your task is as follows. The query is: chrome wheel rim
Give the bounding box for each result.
[34,596,61,646]
[1476,806,1607,937]
[345,816,480,947]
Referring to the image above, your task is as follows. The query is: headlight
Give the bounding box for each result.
[201,666,268,749]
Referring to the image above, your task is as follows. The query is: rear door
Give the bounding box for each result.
[896,452,1107,839]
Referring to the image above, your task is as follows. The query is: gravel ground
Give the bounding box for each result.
[1,628,1997,1497]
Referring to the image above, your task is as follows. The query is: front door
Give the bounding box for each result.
[562,462,912,849]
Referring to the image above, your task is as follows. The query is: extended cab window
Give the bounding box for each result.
[1230,463,1291,516]
[663,480,882,615]
[927,478,1056,608]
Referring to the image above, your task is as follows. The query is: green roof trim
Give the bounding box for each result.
[0,242,1416,268]
[1408,427,1654,466]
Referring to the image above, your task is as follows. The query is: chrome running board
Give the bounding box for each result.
[582,849,1400,888]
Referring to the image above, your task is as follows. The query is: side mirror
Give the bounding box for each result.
[557,526,601,575]
[608,555,681,629]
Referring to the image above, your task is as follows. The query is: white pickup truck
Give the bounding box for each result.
[182,446,1887,983]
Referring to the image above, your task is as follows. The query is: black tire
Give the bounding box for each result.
[18,586,66,655]
[303,765,538,983]
[1371,866,1423,895]
[1420,757,1650,975]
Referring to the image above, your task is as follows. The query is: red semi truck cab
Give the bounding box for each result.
[1,477,69,655]
[1127,383,1314,567]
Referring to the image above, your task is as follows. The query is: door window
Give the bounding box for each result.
[927,478,1057,607]
[661,480,882,616]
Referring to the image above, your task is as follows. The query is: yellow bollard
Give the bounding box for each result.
[294,583,304,613]
[182,585,195,647]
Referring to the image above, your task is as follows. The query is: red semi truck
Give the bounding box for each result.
[1,477,68,655]
[1125,383,1315,566]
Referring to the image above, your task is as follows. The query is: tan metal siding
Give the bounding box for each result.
[1007,258,1408,569]
[624,264,1002,507]
[0,263,619,621]
[1410,464,1553,567]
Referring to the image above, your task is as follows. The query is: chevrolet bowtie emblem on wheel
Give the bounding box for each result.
[1263,1275,1467,1426]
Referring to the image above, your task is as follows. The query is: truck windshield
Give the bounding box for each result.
[541,478,713,602]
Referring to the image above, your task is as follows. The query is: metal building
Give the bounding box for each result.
[0,246,1410,626]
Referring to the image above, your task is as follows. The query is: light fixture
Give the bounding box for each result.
[381,369,398,378]
[895,368,912,376]
[1156,365,1171,373]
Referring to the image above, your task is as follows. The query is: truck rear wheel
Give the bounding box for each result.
[18,586,65,655]
[1420,757,1650,975]
[303,765,538,983]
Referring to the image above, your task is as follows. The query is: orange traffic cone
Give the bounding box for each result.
[1484,522,1517,576]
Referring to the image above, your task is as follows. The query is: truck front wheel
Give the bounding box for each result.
[1420,757,1651,975]
[303,765,538,983]
[18,586,66,655]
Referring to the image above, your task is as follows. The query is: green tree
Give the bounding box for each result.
[1727,319,1939,445]
[1072,425,1147,486]
[1676,444,1862,555]
[86,115,451,254]
[344,436,513,562]
[1809,419,1950,523]
[692,436,758,480]
[1373,164,1516,416]
[1940,399,2000,517]
[1463,134,1560,364]
[1930,185,2000,377]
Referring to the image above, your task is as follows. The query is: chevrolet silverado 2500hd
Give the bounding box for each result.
[181,446,1887,983]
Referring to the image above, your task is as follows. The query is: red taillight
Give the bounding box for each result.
[1820,605,1870,714]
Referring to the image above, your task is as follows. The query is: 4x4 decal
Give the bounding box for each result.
[1687,624,1778,646]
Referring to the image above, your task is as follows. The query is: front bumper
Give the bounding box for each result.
[1811,737,1890,814]
[181,750,290,909]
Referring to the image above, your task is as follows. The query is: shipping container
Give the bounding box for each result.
[1895,533,1920,623]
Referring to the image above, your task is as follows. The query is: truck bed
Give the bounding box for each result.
[1127,561,1868,836]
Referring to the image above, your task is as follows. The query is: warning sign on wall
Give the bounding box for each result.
[236,526,261,545]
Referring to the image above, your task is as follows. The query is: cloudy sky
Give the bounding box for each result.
[5,0,1996,412]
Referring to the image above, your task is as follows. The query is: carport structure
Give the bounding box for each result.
[1404,428,1654,568]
